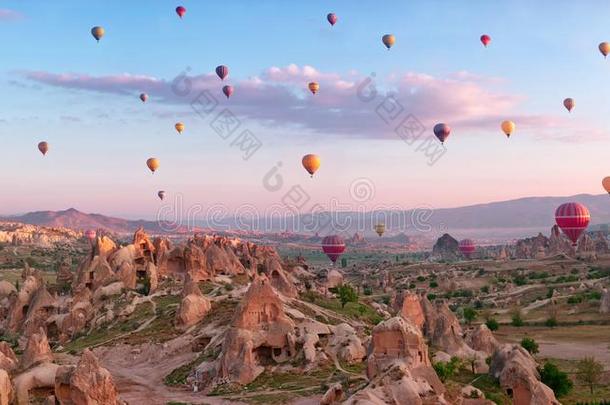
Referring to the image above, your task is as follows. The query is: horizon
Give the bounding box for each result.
[1,1,610,220]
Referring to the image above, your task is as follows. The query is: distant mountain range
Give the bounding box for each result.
[2,193,609,240]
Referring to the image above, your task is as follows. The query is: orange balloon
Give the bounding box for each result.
[602,177,610,194]
[382,34,395,49]
[175,122,185,134]
[146,158,160,173]
[599,42,610,58]
[308,82,319,95]
[563,98,575,112]
[38,141,49,156]
[302,154,321,177]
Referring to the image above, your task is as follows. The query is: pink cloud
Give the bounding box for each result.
[21,66,607,142]
[0,9,23,21]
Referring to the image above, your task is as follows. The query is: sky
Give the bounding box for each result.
[1,1,609,220]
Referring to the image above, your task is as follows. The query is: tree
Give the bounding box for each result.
[520,337,539,355]
[576,356,603,394]
[511,307,524,327]
[433,356,462,382]
[539,362,573,397]
[463,307,477,325]
[336,284,358,308]
[485,318,499,331]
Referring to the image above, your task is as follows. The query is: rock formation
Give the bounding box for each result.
[54,349,120,405]
[432,233,459,261]
[320,383,344,405]
[489,344,559,405]
[324,269,344,290]
[0,342,17,372]
[394,291,425,330]
[326,323,365,364]
[464,324,499,356]
[600,288,609,314]
[20,328,53,371]
[175,277,211,329]
[0,369,11,405]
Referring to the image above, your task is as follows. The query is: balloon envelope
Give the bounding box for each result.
[222,85,234,98]
[85,229,96,241]
[602,177,610,194]
[599,42,610,57]
[374,223,385,237]
[382,34,395,49]
[459,239,476,258]
[433,123,451,144]
[327,13,337,26]
[176,6,186,18]
[563,98,574,112]
[175,122,185,134]
[158,191,166,200]
[308,82,319,95]
[555,202,590,246]
[91,26,104,42]
[480,34,491,47]
[501,120,515,137]
[146,158,160,173]
[322,235,346,263]
[215,65,229,80]
[302,154,321,177]
[37,141,49,156]
[140,93,148,103]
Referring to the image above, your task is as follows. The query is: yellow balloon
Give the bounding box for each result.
[302,154,321,177]
[501,120,515,138]
[146,158,160,173]
[599,42,610,58]
[175,122,185,134]
[602,177,610,194]
[375,223,385,237]
[308,82,319,95]
[382,34,395,49]
[91,26,105,42]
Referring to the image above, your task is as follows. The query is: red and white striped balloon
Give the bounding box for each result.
[458,239,476,258]
[555,202,590,246]
[321,235,346,263]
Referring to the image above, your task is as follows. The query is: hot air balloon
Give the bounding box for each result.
[322,235,346,263]
[501,120,515,138]
[37,141,49,156]
[91,26,104,42]
[308,82,319,95]
[85,229,96,242]
[175,122,185,134]
[327,13,337,26]
[215,65,229,80]
[603,177,610,194]
[433,123,451,144]
[555,202,590,246]
[176,6,186,18]
[139,93,148,103]
[158,190,166,201]
[599,42,610,58]
[480,34,491,47]
[222,85,234,99]
[382,34,395,49]
[146,158,160,173]
[374,223,385,237]
[459,239,476,258]
[302,154,321,177]
[563,98,574,113]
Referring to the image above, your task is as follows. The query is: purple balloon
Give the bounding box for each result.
[215,65,229,80]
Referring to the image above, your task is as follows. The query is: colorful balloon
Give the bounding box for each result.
[222,85,234,99]
[602,177,610,194]
[91,26,105,42]
[85,229,96,241]
[374,223,385,237]
[37,141,49,156]
[146,158,160,173]
[140,93,148,103]
[555,202,590,246]
[501,120,515,138]
[215,65,229,80]
[563,98,574,112]
[175,122,185,134]
[459,239,476,258]
[382,34,395,49]
[327,13,337,26]
[322,235,346,263]
[480,34,491,47]
[599,42,610,58]
[302,154,321,177]
[176,6,186,18]
[433,123,451,144]
[158,190,166,201]
[308,82,319,95]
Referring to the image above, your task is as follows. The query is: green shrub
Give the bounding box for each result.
[540,362,573,397]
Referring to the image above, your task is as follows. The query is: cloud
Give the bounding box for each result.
[21,66,606,142]
[0,9,23,21]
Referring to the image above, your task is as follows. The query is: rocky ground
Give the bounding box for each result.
[0,224,607,404]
